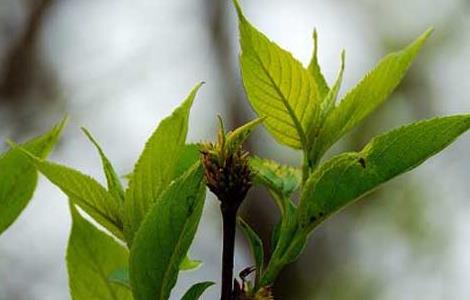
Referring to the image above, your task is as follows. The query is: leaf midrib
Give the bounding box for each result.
[246,39,308,150]
[158,208,194,300]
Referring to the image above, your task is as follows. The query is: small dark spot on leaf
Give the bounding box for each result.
[309,216,317,223]
[358,157,366,168]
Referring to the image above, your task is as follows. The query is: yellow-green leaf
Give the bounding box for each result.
[67,204,131,300]
[311,29,432,162]
[0,118,66,235]
[307,29,330,100]
[17,149,124,240]
[299,115,470,233]
[124,83,202,244]
[129,164,206,300]
[234,0,320,150]
[179,255,202,271]
[82,128,125,203]
[249,156,301,198]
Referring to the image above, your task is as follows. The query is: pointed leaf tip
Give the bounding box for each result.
[0,118,66,235]
[124,82,202,243]
[187,82,204,106]
[313,28,319,55]
[81,127,125,202]
[57,115,70,132]
[340,49,346,65]
[405,27,433,53]
[423,27,434,39]
[310,28,434,162]
[232,0,244,20]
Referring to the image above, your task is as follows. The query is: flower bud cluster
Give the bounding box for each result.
[200,140,252,208]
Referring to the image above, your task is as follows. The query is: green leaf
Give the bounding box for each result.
[179,255,202,271]
[311,29,432,162]
[180,282,214,300]
[299,115,470,233]
[226,117,264,152]
[318,50,346,124]
[108,267,130,289]
[238,218,264,285]
[123,144,201,186]
[124,144,203,268]
[0,118,66,235]
[124,83,203,244]
[82,128,125,203]
[307,29,330,100]
[18,151,124,240]
[108,263,207,294]
[270,220,281,252]
[249,156,301,199]
[175,144,201,179]
[234,0,320,150]
[308,51,346,163]
[260,201,301,287]
[67,204,131,300]
[129,164,206,300]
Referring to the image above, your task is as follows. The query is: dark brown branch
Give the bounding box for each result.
[0,0,55,100]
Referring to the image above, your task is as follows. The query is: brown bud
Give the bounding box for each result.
[200,141,252,208]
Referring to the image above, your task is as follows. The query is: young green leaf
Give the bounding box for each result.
[249,156,301,199]
[234,0,320,150]
[0,118,66,235]
[122,143,201,186]
[124,83,203,244]
[120,144,203,272]
[174,144,201,179]
[67,204,131,300]
[308,52,346,163]
[180,282,215,300]
[299,114,470,233]
[129,164,206,300]
[307,29,330,100]
[260,201,302,287]
[179,255,202,271]
[16,150,124,240]
[82,127,125,203]
[310,29,432,162]
[318,51,346,124]
[238,218,264,285]
[225,117,264,152]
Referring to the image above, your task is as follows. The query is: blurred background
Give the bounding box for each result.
[0,0,469,299]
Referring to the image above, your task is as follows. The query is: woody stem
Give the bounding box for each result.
[220,202,239,300]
